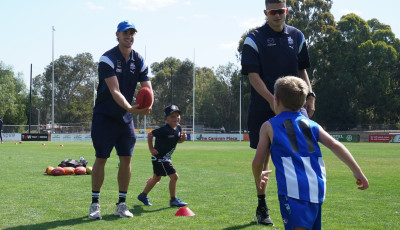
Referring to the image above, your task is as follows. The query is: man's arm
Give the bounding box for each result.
[298,69,315,117]
[252,121,273,190]
[318,126,369,190]
[104,76,150,115]
[248,73,275,113]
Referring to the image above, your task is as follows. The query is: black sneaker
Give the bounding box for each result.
[254,206,273,226]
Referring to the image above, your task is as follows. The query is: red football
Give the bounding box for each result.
[75,166,87,175]
[136,87,153,109]
[51,167,65,176]
[63,167,75,175]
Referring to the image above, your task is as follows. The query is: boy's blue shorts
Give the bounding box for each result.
[91,114,136,158]
[279,195,322,230]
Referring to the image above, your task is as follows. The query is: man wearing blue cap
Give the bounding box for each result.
[89,20,153,219]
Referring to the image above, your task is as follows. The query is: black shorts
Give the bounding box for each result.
[247,107,309,149]
[152,161,176,177]
[247,109,275,149]
[91,114,136,158]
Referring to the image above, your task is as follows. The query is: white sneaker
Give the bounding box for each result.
[89,203,102,220]
[114,202,133,218]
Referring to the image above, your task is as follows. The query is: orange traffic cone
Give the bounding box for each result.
[175,207,195,216]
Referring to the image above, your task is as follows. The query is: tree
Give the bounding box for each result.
[215,63,243,132]
[0,62,27,126]
[236,5,400,130]
[33,53,97,124]
[313,14,400,129]
[286,0,335,45]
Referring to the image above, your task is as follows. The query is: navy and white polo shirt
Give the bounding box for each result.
[269,111,326,203]
[151,124,182,162]
[93,46,149,123]
[241,23,310,110]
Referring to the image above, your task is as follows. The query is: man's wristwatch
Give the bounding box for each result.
[307,92,316,99]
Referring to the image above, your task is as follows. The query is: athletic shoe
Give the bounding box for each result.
[170,198,187,207]
[88,203,102,220]
[114,202,133,218]
[137,194,152,206]
[254,206,273,226]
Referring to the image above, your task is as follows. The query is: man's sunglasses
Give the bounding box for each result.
[266,8,288,15]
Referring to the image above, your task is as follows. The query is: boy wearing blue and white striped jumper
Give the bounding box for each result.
[252,76,369,230]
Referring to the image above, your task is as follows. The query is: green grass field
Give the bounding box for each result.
[0,141,399,229]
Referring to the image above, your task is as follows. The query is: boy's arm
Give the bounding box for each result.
[252,121,273,190]
[318,126,369,190]
[178,132,187,143]
[147,132,158,155]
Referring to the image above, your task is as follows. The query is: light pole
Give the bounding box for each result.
[51,26,55,134]
[36,108,40,133]
[170,66,173,104]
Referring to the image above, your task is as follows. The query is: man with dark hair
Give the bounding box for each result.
[241,0,315,226]
[89,20,153,220]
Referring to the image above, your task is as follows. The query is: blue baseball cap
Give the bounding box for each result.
[164,105,181,117]
[117,20,137,32]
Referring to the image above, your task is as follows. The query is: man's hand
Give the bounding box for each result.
[256,170,272,190]
[128,104,152,115]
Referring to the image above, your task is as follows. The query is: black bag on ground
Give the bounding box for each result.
[58,157,88,168]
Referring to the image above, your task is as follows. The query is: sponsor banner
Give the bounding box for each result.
[3,133,21,142]
[369,135,400,143]
[331,134,359,142]
[21,133,49,141]
[193,134,242,141]
[51,134,92,142]
[135,129,154,134]
[51,133,147,142]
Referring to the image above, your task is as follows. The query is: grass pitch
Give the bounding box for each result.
[0,141,399,229]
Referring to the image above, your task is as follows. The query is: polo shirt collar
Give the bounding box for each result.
[265,22,289,36]
[115,45,135,63]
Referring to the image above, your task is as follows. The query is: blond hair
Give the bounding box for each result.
[274,76,308,111]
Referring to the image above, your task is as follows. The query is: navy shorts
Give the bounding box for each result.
[279,195,322,230]
[152,161,176,177]
[91,114,136,158]
[248,107,308,149]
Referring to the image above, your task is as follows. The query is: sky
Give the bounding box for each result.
[1,0,400,87]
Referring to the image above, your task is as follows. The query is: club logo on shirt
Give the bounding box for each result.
[116,60,122,73]
[168,135,175,138]
[287,37,294,49]
[267,38,276,47]
[282,218,288,225]
[288,37,294,45]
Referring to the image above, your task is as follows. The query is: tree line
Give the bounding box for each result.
[1,0,399,132]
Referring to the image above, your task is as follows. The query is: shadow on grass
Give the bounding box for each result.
[222,221,259,230]
[4,216,90,230]
[4,206,172,230]
[132,205,174,216]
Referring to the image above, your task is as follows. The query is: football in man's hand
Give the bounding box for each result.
[136,87,153,109]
